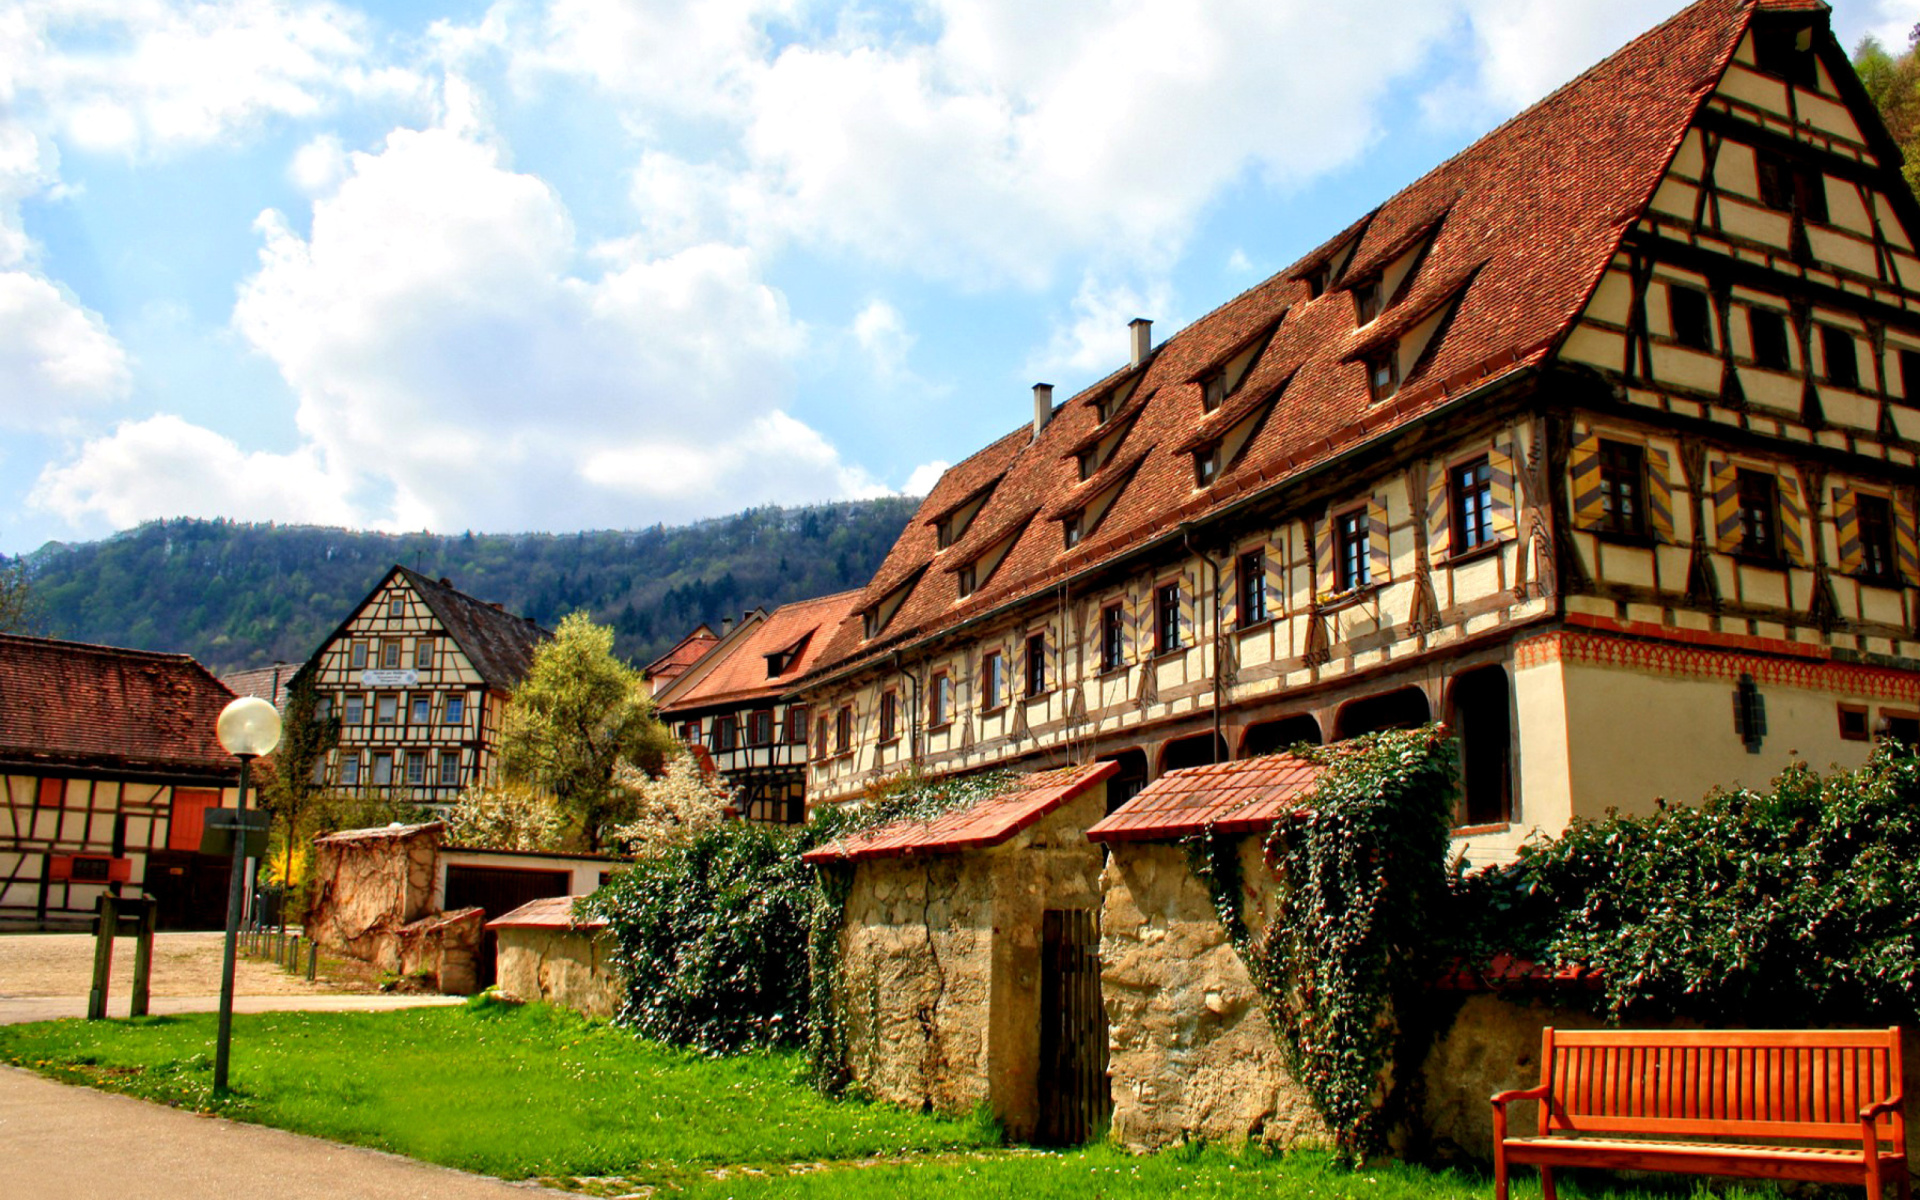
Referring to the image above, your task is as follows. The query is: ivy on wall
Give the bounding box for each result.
[1190,727,1459,1160]
[1457,744,1920,1025]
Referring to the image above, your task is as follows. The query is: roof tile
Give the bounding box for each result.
[803,760,1118,863]
[1086,754,1324,843]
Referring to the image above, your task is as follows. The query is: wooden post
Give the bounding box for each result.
[129,897,156,1018]
[87,894,118,1020]
[306,940,317,981]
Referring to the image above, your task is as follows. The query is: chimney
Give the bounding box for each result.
[721,615,733,635]
[1032,383,1054,440]
[1129,317,1152,367]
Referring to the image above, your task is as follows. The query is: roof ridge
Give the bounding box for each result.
[0,631,200,664]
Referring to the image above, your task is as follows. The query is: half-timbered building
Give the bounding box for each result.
[304,567,549,806]
[0,634,242,929]
[794,0,1920,864]
[655,591,862,823]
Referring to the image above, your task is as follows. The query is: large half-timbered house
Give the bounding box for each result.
[304,567,548,806]
[655,591,862,823]
[0,634,242,929]
[794,0,1920,864]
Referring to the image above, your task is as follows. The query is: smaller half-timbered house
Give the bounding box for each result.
[0,634,241,929]
[304,567,548,807]
[655,591,862,823]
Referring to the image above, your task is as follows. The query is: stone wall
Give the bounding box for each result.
[305,822,479,992]
[1100,834,1328,1152]
[833,786,1104,1141]
[496,925,620,1018]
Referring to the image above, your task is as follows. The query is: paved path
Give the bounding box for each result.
[0,991,466,1025]
[1,1065,548,1198]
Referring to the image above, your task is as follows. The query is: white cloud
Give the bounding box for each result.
[1027,274,1173,378]
[1455,0,1686,112]
[852,299,912,380]
[902,459,949,497]
[215,117,870,532]
[0,272,130,427]
[289,132,348,194]
[30,413,352,529]
[12,0,425,157]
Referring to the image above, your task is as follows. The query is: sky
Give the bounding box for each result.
[2,0,1916,556]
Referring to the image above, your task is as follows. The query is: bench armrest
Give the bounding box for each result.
[1492,1084,1553,1107]
[1860,1096,1904,1123]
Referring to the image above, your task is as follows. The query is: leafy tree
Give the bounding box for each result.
[445,780,567,852]
[500,612,677,850]
[1856,29,1920,190]
[257,671,339,909]
[0,556,41,634]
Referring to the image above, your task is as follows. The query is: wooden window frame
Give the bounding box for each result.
[1820,324,1860,390]
[1335,507,1373,592]
[1450,455,1495,552]
[1880,709,1919,745]
[1201,371,1226,413]
[1154,582,1183,656]
[1837,702,1871,743]
[1749,306,1793,371]
[928,672,953,730]
[371,752,394,787]
[340,756,361,787]
[1736,468,1783,564]
[935,517,955,550]
[438,753,461,786]
[1100,603,1126,672]
[414,639,435,670]
[1025,632,1047,698]
[1193,444,1221,488]
[443,694,464,724]
[350,642,368,670]
[1365,350,1399,403]
[957,562,977,598]
[406,752,427,787]
[748,708,774,747]
[1063,510,1083,549]
[344,694,365,725]
[388,595,405,619]
[1855,493,1898,584]
[1236,550,1267,628]
[833,705,853,756]
[982,650,1007,712]
[375,694,399,726]
[382,641,403,670]
[1596,439,1650,539]
[1668,284,1713,352]
[785,704,810,745]
[877,691,899,744]
[714,715,739,752]
[410,695,431,726]
[1353,277,1382,325]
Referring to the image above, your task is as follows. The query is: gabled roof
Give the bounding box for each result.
[486,895,606,931]
[0,634,239,777]
[398,567,549,689]
[308,566,549,691]
[802,761,1118,863]
[657,590,863,714]
[804,0,1764,683]
[645,624,719,683]
[1086,754,1323,843]
[220,663,301,709]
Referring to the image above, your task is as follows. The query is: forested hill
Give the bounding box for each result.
[22,499,918,675]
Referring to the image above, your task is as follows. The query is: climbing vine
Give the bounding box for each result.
[1192,726,1457,1160]
[801,768,1017,1092]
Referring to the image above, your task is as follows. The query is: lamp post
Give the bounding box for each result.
[213,695,280,1094]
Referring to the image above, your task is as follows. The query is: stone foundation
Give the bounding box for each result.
[495,924,619,1017]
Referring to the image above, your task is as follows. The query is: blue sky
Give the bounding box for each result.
[2,0,1914,555]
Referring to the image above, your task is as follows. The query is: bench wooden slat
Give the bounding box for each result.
[1494,1027,1909,1200]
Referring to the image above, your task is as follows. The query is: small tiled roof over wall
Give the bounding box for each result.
[398,567,549,689]
[0,633,239,777]
[803,0,1761,684]
[1086,755,1323,843]
[803,761,1118,863]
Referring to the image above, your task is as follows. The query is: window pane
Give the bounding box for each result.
[1737,469,1779,559]
[1669,286,1712,351]
[1598,441,1646,536]
[1750,308,1792,371]
[1238,552,1266,626]
[1337,511,1371,590]
[444,696,464,723]
[1821,325,1859,389]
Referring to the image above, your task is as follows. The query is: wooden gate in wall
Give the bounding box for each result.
[1037,907,1110,1144]
[444,865,571,988]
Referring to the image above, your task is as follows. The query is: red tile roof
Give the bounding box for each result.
[1086,754,1323,843]
[399,567,549,689]
[802,761,1118,863]
[659,590,864,713]
[485,894,606,931]
[0,634,240,778]
[220,663,300,708]
[802,0,1757,684]
[645,625,719,680]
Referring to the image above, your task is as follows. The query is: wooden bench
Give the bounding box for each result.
[1492,1028,1909,1200]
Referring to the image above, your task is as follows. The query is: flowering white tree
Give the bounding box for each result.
[605,751,736,855]
[444,780,567,852]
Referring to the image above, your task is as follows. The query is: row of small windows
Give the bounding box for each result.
[329,749,463,789]
[348,638,440,672]
[685,707,810,752]
[1661,284,1914,394]
[318,691,468,727]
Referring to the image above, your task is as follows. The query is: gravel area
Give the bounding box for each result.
[0,931,374,1000]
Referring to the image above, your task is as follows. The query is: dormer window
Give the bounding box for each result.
[1366,351,1399,402]
[957,562,977,597]
[1309,262,1335,298]
[1194,445,1221,488]
[862,610,879,639]
[1063,511,1084,549]
[1078,450,1097,481]
[1201,372,1226,413]
[1753,21,1817,88]
[765,650,790,677]
[1353,278,1382,325]
[935,517,956,550]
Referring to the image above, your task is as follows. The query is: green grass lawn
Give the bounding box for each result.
[0,999,1792,1200]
